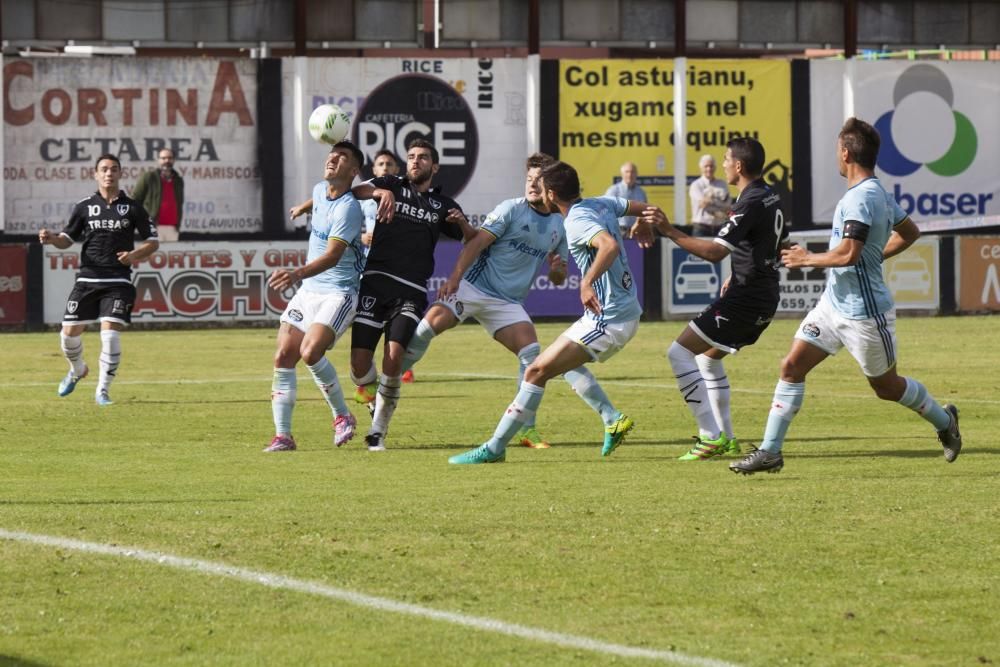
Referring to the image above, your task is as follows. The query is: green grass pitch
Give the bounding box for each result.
[1,317,997,666]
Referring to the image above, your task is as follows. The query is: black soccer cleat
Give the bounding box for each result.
[365,432,386,452]
[937,404,962,463]
[729,447,784,475]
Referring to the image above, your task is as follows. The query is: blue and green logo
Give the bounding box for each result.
[875,64,977,177]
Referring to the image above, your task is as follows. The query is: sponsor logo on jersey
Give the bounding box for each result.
[802,322,821,338]
[429,198,442,210]
[354,74,479,196]
[116,204,130,216]
[622,271,633,290]
[66,300,78,313]
[361,296,376,311]
[288,309,303,322]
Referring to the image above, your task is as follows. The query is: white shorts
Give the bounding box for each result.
[280,288,356,341]
[794,296,898,377]
[436,279,531,337]
[562,316,639,362]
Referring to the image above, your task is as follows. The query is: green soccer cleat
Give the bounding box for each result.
[517,426,551,449]
[449,444,506,465]
[723,437,742,456]
[602,413,634,457]
[678,434,731,461]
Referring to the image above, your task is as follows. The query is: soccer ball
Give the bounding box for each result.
[308,104,351,145]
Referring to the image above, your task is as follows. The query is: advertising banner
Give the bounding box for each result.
[958,237,1000,312]
[43,242,296,324]
[3,58,261,235]
[810,61,1000,223]
[558,60,792,220]
[662,232,937,317]
[430,239,645,318]
[282,58,527,231]
[0,244,27,324]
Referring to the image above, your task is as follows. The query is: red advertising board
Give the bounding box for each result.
[0,245,28,324]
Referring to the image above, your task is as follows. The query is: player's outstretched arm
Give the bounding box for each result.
[118,238,159,266]
[782,237,862,269]
[38,229,73,250]
[290,199,313,220]
[640,206,729,262]
[268,239,348,292]
[883,217,920,260]
[579,231,619,316]
[438,228,496,299]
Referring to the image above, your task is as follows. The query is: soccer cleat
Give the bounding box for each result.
[264,435,297,452]
[729,447,784,475]
[401,370,415,383]
[448,444,505,465]
[602,413,634,457]
[678,434,730,461]
[365,432,387,452]
[517,426,551,449]
[57,365,89,397]
[95,390,114,406]
[937,404,962,463]
[333,413,357,447]
[354,382,377,405]
[724,437,742,456]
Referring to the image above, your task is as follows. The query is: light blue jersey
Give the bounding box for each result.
[825,177,907,319]
[303,181,365,294]
[564,196,642,324]
[464,198,568,303]
[360,199,378,236]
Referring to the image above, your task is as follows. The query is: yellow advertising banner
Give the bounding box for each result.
[883,237,939,310]
[558,60,792,221]
[958,237,1000,311]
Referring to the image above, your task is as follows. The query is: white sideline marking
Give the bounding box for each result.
[4,371,995,405]
[0,529,738,667]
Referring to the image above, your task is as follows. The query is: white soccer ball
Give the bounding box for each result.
[308,104,351,145]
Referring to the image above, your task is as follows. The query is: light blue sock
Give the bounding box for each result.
[307,357,350,417]
[485,381,545,455]
[271,367,297,436]
[563,366,618,425]
[760,380,805,453]
[898,377,951,430]
[402,319,436,373]
[516,343,541,427]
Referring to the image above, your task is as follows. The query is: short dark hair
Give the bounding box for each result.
[95,153,121,170]
[373,149,398,165]
[540,161,580,201]
[725,137,765,177]
[332,140,364,169]
[526,152,555,171]
[406,138,439,164]
[839,117,880,170]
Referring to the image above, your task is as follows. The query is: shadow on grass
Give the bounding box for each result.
[0,498,250,506]
[0,656,52,667]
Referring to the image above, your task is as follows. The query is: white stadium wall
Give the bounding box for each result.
[280,57,528,232]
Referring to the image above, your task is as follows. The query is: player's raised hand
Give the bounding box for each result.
[116,251,133,266]
[373,188,395,222]
[445,208,467,225]
[580,280,602,316]
[268,268,299,292]
[780,244,808,268]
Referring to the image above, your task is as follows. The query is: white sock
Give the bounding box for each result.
[308,357,350,417]
[370,374,402,436]
[97,330,121,394]
[402,319,437,373]
[696,355,733,438]
[667,341,720,439]
[350,362,377,387]
[271,367,297,436]
[60,332,86,376]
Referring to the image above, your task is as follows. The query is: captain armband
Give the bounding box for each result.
[842,220,870,242]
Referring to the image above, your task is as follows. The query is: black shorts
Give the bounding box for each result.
[63,280,136,326]
[351,273,428,351]
[690,291,777,354]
